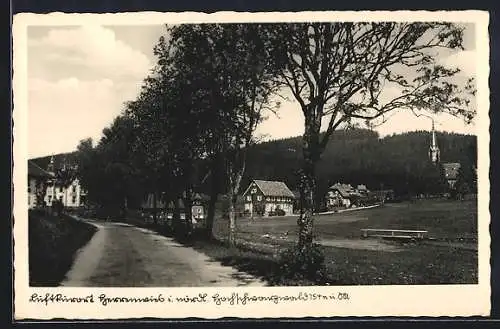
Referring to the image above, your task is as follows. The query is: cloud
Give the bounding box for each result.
[27,25,152,158]
[28,24,153,80]
[440,50,476,77]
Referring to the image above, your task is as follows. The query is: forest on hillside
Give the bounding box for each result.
[240,128,477,207]
[31,128,477,211]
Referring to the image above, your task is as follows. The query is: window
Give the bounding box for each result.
[246,196,251,201]
[72,185,76,193]
[72,195,77,204]
[251,188,257,194]
[266,197,271,201]
[257,195,262,201]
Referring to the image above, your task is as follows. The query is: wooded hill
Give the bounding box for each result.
[31,128,476,210]
[240,128,477,206]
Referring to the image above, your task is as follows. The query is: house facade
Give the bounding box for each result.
[442,162,461,189]
[242,180,295,216]
[191,193,206,221]
[325,182,376,209]
[28,161,54,209]
[44,177,86,208]
[30,154,87,208]
[326,183,357,209]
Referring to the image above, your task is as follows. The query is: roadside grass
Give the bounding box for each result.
[322,243,478,285]
[28,209,97,286]
[126,199,478,286]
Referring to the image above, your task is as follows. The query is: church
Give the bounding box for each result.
[428,120,461,189]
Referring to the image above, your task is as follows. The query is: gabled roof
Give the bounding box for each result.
[357,184,368,191]
[246,180,295,198]
[30,152,79,172]
[28,161,54,178]
[328,182,367,199]
[442,162,461,180]
[329,186,351,198]
[329,182,354,191]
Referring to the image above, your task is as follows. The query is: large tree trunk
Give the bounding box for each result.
[206,188,218,238]
[297,157,316,250]
[122,196,128,219]
[227,189,236,246]
[297,114,320,250]
[173,196,182,236]
[227,159,245,247]
[152,193,157,225]
[183,187,194,235]
[205,154,221,239]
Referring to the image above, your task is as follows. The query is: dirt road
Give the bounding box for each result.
[61,220,266,287]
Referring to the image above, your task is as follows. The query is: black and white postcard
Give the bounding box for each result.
[12,10,490,319]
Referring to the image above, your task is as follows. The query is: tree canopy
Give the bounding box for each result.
[73,22,476,251]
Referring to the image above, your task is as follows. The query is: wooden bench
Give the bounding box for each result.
[361,228,428,240]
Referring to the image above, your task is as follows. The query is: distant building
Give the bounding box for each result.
[30,154,87,208]
[426,121,464,190]
[159,193,208,224]
[442,162,461,189]
[372,189,395,202]
[141,193,168,210]
[429,120,441,165]
[356,184,369,196]
[28,161,54,209]
[191,193,207,221]
[325,183,361,209]
[242,180,295,216]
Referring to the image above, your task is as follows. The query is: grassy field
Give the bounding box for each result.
[218,199,478,244]
[29,210,97,286]
[135,198,478,285]
[183,238,477,285]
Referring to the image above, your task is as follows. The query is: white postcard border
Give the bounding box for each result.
[12,10,491,320]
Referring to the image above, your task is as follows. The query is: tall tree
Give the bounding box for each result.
[264,22,476,249]
[164,24,279,243]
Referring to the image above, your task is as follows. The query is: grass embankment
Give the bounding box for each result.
[127,199,478,286]
[28,210,97,286]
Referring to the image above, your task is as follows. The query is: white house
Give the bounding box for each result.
[28,161,54,209]
[325,182,365,209]
[242,180,295,216]
[44,177,86,208]
[31,154,87,208]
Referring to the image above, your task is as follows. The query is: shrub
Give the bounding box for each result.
[275,243,327,284]
[275,209,286,216]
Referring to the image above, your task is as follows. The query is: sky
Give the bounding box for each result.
[27,23,477,159]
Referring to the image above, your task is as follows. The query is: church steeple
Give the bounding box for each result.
[429,120,440,164]
[47,155,55,173]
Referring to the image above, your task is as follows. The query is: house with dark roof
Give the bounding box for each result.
[28,161,54,209]
[326,183,355,208]
[442,162,461,189]
[30,153,87,208]
[242,179,295,216]
[325,182,368,209]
